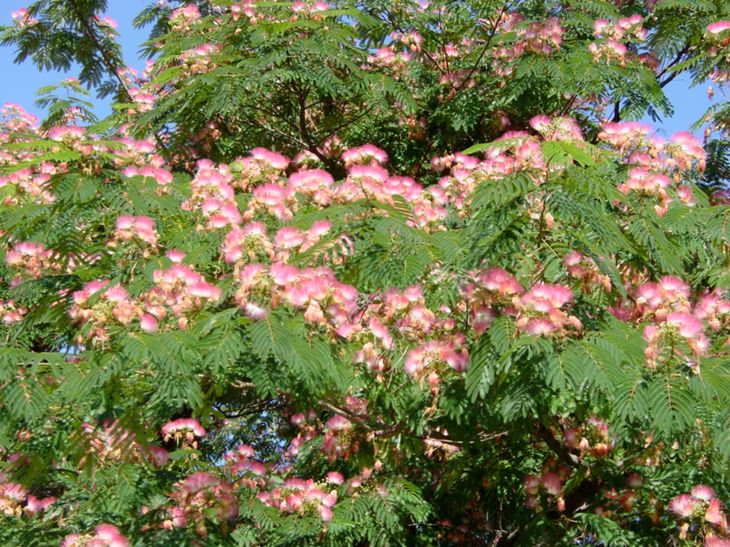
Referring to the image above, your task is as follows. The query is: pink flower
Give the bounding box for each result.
[166,249,186,263]
[162,418,206,439]
[692,484,717,502]
[708,21,730,34]
[25,495,56,515]
[342,144,389,166]
[93,524,130,547]
[666,312,705,338]
[250,147,290,170]
[326,471,344,485]
[705,498,726,528]
[541,472,562,496]
[477,268,522,295]
[669,493,699,518]
[188,281,222,301]
[140,314,159,333]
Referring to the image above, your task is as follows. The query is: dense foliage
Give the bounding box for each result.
[0,0,730,545]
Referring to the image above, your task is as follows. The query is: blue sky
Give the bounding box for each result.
[0,0,720,135]
[0,0,147,117]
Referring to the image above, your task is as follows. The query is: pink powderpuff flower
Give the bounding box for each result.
[525,474,541,495]
[48,125,85,141]
[25,495,56,515]
[144,445,170,467]
[166,249,186,263]
[162,418,206,441]
[140,314,159,333]
[92,524,130,547]
[326,471,345,485]
[541,472,563,496]
[289,168,334,194]
[274,226,306,250]
[250,147,290,170]
[708,21,730,34]
[669,493,700,518]
[326,414,352,432]
[171,4,200,20]
[342,144,388,166]
[113,215,158,246]
[666,312,705,339]
[188,281,222,301]
[691,484,717,502]
[477,268,523,296]
[523,317,557,336]
[705,498,727,528]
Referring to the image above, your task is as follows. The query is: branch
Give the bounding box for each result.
[657,43,693,88]
[453,3,510,93]
[612,99,621,123]
[66,0,130,98]
[319,401,374,431]
[537,416,580,468]
[294,86,345,177]
[67,0,169,156]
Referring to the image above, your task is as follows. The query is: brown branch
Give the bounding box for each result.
[537,416,580,469]
[294,86,345,177]
[611,99,621,123]
[657,43,693,88]
[319,401,374,431]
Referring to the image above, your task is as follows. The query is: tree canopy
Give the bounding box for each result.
[0,0,730,545]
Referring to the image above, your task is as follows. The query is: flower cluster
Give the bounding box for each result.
[170,4,201,32]
[608,276,729,369]
[76,421,169,468]
[112,215,159,247]
[165,472,238,536]
[529,115,583,142]
[492,16,563,77]
[122,165,173,186]
[669,485,728,543]
[257,477,338,522]
[432,118,588,215]
[563,251,611,293]
[10,8,38,28]
[404,337,469,380]
[0,299,27,325]
[180,44,220,75]
[235,263,358,327]
[0,475,54,518]
[182,159,240,228]
[322,414,358,462]
[0,165,56,205]
[62,524,129,547]
[463,268,580,337]
[524,458,572,512]
[5,241,57,280]
[69,263,221,342]
[143,264,222,329]
[705,21,730,85]
[599,123,705,215]
[224,444,267,487]
[563,417,611,459]
[589,15,646,65]
[291,1,330,17]
[69,281,137,343]
[161,418,206,449]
